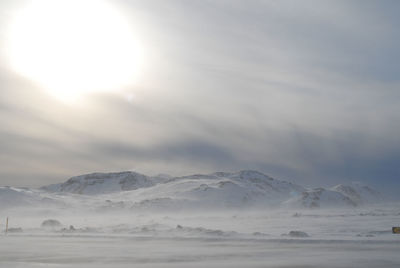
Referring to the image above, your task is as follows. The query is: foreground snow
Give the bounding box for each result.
[1,205,400,267]
[2,234,399,268]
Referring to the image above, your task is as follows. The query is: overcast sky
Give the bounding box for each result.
[0,0,399,194]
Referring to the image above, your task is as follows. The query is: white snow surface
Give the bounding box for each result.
[1,206,400,268]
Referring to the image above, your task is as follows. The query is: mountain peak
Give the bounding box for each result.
[43,171,153,195]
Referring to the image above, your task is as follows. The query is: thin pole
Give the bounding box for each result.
[5,217,8,234]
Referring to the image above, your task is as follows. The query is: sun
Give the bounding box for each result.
[6,0,141,102]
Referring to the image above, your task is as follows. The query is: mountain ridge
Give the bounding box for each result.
[0,170,385,210]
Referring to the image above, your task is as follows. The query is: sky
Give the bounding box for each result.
[0,0,399,195]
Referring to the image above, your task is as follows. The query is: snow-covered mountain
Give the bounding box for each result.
[283,182,384,208]
[39,170,307,210]
[126,170,307,209]
[0,170,384,211]
[284,188,357,208]
[331,183,383,205]
[0,186,62,209]
[42,171,156,195]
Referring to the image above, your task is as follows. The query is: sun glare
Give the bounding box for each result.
[6,0,141,102]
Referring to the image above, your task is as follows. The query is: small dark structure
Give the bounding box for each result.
[41,219,62,228]
[7,227,23,233]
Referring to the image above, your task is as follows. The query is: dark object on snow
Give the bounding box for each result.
[288,231,309,237]
[281,230,310,237]
[392,227,400,234]
[69,225,75,230]
[41,219,62,228]
[7,227,23,233]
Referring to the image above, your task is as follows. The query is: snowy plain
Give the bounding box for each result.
[2,206,400,268]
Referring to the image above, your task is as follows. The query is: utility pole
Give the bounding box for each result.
[5,217,8,234]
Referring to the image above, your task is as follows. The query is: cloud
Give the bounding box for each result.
[0,0,399,195]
